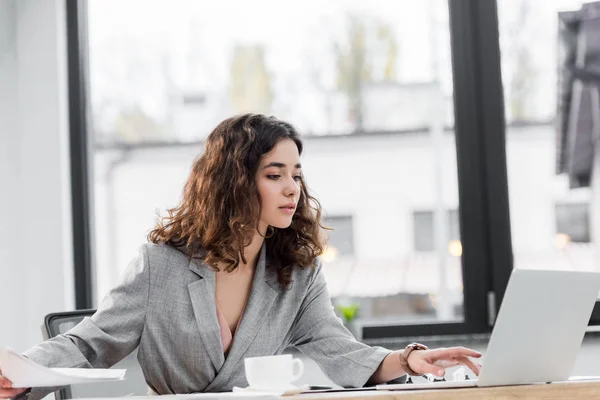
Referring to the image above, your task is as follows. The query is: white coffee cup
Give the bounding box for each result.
[244,354,304,389]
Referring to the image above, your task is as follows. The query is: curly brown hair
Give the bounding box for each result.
[148,114,325,288]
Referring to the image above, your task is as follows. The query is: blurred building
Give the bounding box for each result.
[93,93,598,326]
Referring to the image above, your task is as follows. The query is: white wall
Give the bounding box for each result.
[0,0,74,352]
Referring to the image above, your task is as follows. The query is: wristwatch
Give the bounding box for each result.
[398,342,429,376]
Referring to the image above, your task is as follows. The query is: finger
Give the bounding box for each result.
[415,360,446,377]
[432,359,460,369]
[0,375,11,388]
[0,387,26,398]
[452,347,482,358]
[431,347,481,360]
[456,356,482,377]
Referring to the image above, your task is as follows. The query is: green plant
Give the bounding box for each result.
[336,303,360,322]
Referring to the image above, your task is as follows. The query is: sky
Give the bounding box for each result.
[86,0,588,135]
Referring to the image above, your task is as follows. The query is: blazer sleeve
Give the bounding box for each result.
[16,245,150,400]
[288,259,394,388]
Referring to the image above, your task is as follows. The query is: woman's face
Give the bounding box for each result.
[256,139,302,232]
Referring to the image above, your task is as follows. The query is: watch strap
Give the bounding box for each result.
[398,342,429,376]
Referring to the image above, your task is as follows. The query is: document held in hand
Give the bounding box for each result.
[0,347,126,388]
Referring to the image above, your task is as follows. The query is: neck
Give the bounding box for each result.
[240,223,268,270]
[242,234,263,269]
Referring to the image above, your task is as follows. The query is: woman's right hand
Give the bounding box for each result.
[0,368,26,399]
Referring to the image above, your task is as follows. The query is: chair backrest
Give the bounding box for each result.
[42,310,147,400]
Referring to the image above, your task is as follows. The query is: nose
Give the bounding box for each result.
[284,176,300,201]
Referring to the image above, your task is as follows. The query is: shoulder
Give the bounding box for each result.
[138,242,192,271]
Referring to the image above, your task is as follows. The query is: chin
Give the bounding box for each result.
[270,219,293,229]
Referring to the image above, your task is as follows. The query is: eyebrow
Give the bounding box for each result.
[262,162,302,170]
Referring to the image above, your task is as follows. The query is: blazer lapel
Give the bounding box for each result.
[205,244,281,391]
[187,258,226,373]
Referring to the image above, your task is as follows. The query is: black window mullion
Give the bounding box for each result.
[450,0,513,325]
[66,0,94,310]
[447,0,493,334]
[472,0,514,312]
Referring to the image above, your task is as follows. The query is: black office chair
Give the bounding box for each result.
[42,309,147,399]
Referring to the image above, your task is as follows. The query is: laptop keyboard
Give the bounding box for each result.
[377,379,478,391]
[376,370,478,391]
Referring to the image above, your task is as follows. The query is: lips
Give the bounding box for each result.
[279,204,296,215]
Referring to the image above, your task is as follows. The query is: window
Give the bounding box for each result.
[323,215,355,256]
[498,0,600,325]
[556,203,591,243]
[86,0,469,330]
[413,209,460,252]
[72,0,515,338]
[498,0,598,272]
[413,211,434,252]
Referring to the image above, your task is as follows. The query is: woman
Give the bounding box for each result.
[0,114,481,399]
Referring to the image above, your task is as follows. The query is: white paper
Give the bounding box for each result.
[0,347,126,388]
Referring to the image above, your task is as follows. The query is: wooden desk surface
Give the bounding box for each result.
[292,381,600,400]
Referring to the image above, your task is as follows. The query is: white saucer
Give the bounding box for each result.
[233,383,309,395]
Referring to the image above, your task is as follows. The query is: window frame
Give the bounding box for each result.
[67,0,600,337]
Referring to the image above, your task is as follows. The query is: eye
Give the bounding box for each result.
[293,175,302,182]
[267,175,281,180]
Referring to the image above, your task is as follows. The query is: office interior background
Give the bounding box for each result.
[1,0,600,389]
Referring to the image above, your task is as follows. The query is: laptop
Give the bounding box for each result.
[377,269,600,390]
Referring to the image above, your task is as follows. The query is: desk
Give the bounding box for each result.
[76,381,600,400]
[292,381,600,399]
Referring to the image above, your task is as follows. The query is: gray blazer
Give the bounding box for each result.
[23,243,392,398]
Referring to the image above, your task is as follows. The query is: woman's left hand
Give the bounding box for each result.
[407,347,482,377]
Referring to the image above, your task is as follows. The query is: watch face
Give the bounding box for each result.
[408,342,428,350]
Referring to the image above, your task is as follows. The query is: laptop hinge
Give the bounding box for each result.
[487,291,497,326]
